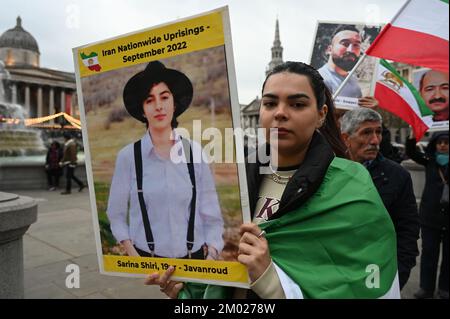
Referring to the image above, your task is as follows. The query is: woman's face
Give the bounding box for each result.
[142,82,175,130]
[260,72,327,156]
[436,138,449,154]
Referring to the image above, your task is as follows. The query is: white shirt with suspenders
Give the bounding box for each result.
[107,132,224,259]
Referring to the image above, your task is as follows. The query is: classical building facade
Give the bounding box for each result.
[0,17,77,120]
[241,19,283,133]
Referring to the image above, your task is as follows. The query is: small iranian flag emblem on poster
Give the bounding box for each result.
[80,52,101,72]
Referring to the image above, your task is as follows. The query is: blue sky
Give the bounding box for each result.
[0,0,405,103]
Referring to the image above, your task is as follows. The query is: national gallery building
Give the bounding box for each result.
[0,17,77,121]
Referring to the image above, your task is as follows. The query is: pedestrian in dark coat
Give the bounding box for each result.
[45,141,63,190]
[406,131,449,299]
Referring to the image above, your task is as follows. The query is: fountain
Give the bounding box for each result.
[0,61,46,157]
[0,61,70,190]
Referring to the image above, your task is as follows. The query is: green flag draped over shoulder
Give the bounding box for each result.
[180,157,398,299]
[264,157,398,298]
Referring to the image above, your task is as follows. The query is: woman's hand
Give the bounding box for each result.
[120,239,140,257]
[144,266,183,299]
[238,223,271,283]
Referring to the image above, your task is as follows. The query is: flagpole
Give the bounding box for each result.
[389,0,411,25]
[332,0,412,100]
[369,58,380,96]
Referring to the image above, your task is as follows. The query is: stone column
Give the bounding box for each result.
[66,92,72,116]
[60,90,65,113]
[24,86,30,117]
[69,92,75,117]
[37,86,43,118]
[11,83,17,105]
[49,88,55,124]
[0,192,37,299]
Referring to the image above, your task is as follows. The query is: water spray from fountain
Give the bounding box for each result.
[0,60,46,156]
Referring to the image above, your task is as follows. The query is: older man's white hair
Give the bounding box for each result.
[340,108,383,135]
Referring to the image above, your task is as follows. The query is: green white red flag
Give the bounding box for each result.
[375,59,434,141]
[366,0,449,73]
[80,52,101,72]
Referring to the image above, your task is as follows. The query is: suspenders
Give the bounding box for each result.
[133,137,196,258]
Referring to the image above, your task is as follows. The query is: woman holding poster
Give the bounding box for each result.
[148,61,400,299]
[106,60,224,260]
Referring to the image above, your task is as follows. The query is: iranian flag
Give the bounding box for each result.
[366,0,449,73]
[375,59,434,141]
[80,52,101,72]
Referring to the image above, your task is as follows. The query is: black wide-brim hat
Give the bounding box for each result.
[123,61,193,122]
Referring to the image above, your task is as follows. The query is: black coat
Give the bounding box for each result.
[406,132,449,230]
[366,154,420,289]
[380,124,404,163]
[245,132,335,220]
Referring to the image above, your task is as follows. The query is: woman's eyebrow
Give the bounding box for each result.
[146,89,171,98]
[287,93,310,100]
[262,93,278,99]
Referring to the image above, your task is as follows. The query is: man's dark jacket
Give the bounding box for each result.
[366,154,420,289]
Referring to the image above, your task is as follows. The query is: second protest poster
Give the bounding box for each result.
[309,21,382,109]
[73,7,251,288]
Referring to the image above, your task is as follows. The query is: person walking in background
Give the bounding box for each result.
[45,141,63,191]
[60,131,85,195]
[406,131,449,299]
[340,108,419,290]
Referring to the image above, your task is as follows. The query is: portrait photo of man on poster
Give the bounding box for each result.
[310,22,382,109]
[413,68,449,130]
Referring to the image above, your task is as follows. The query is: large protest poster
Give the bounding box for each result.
[73,7,251,288]
[412,68,449,132]
[309,21,382,109]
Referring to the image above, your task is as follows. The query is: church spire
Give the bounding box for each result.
[266,19,283,76]
[274,19,281,47]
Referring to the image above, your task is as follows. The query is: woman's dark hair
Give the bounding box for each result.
[51,141,60,149]
[262,61,348,158]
